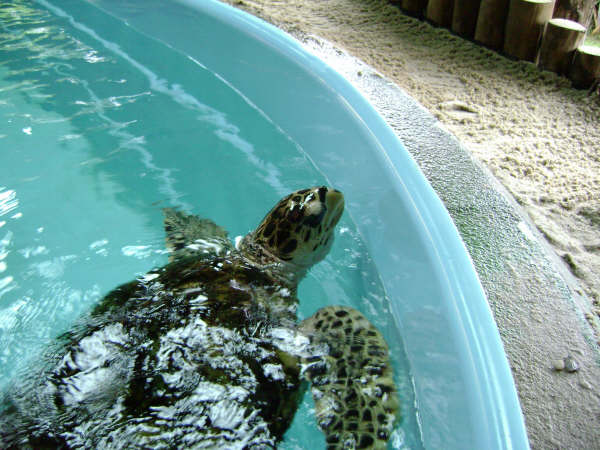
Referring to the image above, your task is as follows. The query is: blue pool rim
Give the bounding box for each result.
[187,1,529,448]
[38,0,529,447]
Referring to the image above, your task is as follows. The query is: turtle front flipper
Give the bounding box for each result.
[163,208,233,262]
[299,306,398,449]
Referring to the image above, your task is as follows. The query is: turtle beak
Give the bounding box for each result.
[325,188,344,229]
[326,188,344,209]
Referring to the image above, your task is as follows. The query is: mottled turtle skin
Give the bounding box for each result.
[1,187,397,449]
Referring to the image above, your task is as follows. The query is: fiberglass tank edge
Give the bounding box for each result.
[34,0,529,448]
[179,3,528,448]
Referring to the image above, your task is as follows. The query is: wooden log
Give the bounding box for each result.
[474,0,510,50]
[503,0,555,62]
[553,0,597,28]
[452,0,482,38]
[568,45,600,88]
[402,0,429,16]
[538,18,587,74]
[426,0,455,27]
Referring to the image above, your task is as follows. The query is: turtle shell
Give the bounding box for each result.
[2,255,305,448]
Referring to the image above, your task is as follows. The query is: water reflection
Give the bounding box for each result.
[0,1,421,447]
[0,188,18,217]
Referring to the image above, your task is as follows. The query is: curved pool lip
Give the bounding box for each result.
[191,2,528,448]
[45,0,529,447]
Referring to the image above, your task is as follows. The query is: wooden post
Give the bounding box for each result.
[538,18,587,74]
[475,0,510,50]
[402,0,429,17]
[452,0,482,38]
[568,45,600,88]
[553,0,597,28]
[426,0,455,27]
[503,0,555,62]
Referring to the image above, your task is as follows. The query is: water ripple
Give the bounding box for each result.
[0,188,18,217]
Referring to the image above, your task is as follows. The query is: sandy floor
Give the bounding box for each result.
[223,0,600,338]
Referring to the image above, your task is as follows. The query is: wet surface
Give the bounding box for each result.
[298,35,600,450]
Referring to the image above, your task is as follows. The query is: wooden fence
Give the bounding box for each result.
[394,0,600,89]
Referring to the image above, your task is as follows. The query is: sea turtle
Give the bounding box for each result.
[1,186,397,449]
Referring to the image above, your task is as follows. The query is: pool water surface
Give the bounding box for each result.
[0,1,421,448]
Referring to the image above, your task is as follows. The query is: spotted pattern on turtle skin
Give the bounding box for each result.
[300,306,398,450]
[252,187,344,267]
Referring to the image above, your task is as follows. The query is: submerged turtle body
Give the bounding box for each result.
[1,187,397,449]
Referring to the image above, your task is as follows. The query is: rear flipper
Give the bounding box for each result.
[299,306,398,449]
[163,208,233,262]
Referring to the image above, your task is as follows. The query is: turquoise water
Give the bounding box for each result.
[0,1,422,448]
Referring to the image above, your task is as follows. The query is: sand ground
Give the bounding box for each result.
[223,0,600,339]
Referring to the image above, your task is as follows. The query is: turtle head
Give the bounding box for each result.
[242,187,344,273]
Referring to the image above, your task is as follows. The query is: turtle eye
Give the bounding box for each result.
[288,203,303,223]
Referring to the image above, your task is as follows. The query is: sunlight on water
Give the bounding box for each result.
[0,1,423,447]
